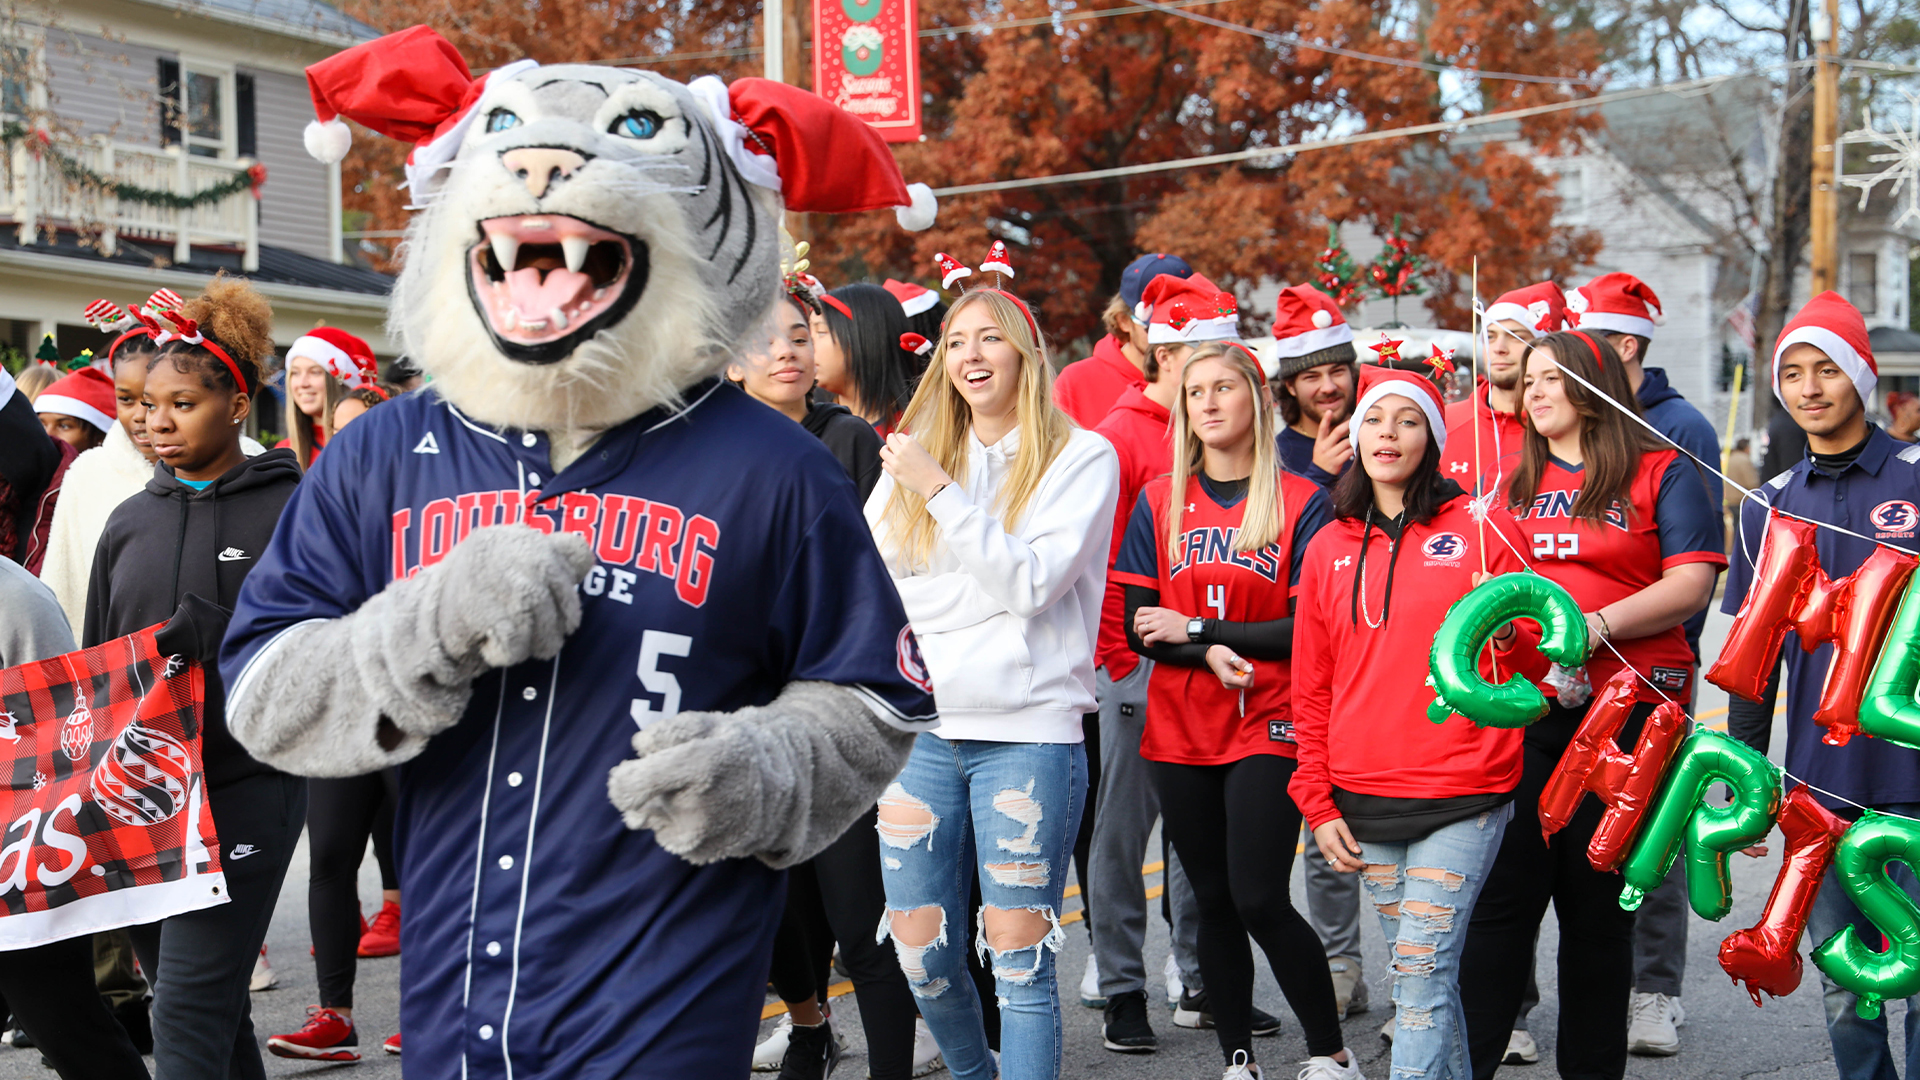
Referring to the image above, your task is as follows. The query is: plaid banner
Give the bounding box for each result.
[0,623,224,949]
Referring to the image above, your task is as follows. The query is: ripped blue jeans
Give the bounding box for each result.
[1360,802,1510,1080]
[876,734,1087,1080]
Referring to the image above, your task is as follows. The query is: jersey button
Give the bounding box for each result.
[528,472,542,486]
[522,687,537,701]
[507,772,524,787]
[521,433,537,448]
[479,1024,495,1040]
[486,941,502,956]
[498,855,514,870]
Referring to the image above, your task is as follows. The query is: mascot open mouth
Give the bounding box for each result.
[468,214,650,365]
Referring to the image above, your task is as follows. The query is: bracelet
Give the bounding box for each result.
[1592,609,1612,640]
[927,481,951,501]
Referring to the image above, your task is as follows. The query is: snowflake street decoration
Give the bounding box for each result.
[1841,90,1920,230]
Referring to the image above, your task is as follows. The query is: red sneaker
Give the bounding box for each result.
[267,1006,360,1062]
[359,900,401,958]
[382,1032,402,1056]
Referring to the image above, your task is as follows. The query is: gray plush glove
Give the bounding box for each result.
[228,525,594,777]
[607,681,914,868]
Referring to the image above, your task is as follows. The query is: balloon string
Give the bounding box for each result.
[1473,511,1920,825]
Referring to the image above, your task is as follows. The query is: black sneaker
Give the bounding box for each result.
[1103,990,1158,1053]
[778,1019,840,1080]
[1171,990,1281,1036]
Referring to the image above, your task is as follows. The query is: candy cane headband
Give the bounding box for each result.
[154,311,248,391]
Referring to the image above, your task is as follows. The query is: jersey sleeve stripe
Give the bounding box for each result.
[850,684,941,732]
[1109,570,1160,589]
[1660,550,1730,570]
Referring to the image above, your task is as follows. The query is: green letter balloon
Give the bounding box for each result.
[1618,729,1780,917]
[1427,572,1587,728]
[1861,577,1920,752]
[1812,812,1920,1018]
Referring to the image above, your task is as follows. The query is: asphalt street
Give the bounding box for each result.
[0,607,1880,1079]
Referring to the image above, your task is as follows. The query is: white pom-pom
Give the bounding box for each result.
[304,118,351,165]
[1648,305,1666,327]
[895,183,938,232]
[1311,309,1333,329]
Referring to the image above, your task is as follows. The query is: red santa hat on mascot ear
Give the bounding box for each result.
[1483,282,1567,337]
[1772,291,1877,407]
[1351,365,1448,453]
[1567,272,1664,339]
[301,26,937,228]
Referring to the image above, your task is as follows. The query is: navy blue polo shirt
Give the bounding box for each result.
[1277,425,1342,490]
[1724,425,1920,809]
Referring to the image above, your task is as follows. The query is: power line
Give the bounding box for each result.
[927,71,1761,197]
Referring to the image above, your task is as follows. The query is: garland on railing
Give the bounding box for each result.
[2,122,265,209]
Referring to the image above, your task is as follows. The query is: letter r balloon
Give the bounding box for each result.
[1618,730,1780,919]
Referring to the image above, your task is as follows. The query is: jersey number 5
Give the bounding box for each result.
[1533,533,1579,560]
[630,630,693,729]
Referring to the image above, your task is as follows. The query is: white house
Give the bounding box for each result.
[1,0,390,363]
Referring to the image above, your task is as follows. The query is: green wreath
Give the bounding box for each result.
[2,121,264,209]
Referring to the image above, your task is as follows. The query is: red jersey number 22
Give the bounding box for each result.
[1533,533,1580,560]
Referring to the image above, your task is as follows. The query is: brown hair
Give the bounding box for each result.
[153,273,274,395]
[1101,295,1134,342]
[1505,331,1660,527]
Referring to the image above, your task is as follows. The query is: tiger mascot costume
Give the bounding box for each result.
[223,26,941,1079]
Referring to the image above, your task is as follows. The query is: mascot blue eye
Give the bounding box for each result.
[612,110,662,139]
[486,110,522,133]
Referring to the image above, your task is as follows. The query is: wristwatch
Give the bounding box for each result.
[1187,617,1208,642]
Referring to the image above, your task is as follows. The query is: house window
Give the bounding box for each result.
[1849,252,1878,316]
[158,59,234,158]
[1,41,38,123]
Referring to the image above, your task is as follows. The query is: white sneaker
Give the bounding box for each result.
[1164,952,1185,1006]
[909,1018,945,1077]
[1223,1049,1264,1079]
[752,1014,792,1071]
[1079,954,1105,1008]
[1670,997,1687,1027]
[1503,1029,1539,1065]
[1627,991,1680,1056]
[250,946,278,992]
[1379,1013,1393,1043]
[1296,1050,1363,1080]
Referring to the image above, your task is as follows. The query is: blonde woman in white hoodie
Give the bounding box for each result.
[867,286,1119,1080]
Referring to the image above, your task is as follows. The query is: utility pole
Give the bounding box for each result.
[1810,0,1840,294]
[765,0,784,81]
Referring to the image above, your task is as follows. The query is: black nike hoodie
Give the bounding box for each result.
[85,448,302,789]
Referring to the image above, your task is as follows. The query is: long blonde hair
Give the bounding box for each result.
[877,289,1073,568]
[1167,342,1285,560]
[282,355,344,471]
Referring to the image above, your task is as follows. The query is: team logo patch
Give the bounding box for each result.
[1648,666,1690,692]
[897,627,933,694]
[1268,719,1295,744]
[1872,500,1920,537]
[1422,533,1467,562]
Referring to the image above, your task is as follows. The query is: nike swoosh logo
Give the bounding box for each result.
[229,845,259,859]
[217,548,249,562]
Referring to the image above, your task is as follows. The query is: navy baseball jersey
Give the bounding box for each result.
[224,381,936,1079]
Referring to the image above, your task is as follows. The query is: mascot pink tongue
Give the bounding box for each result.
[224,24,939,1080]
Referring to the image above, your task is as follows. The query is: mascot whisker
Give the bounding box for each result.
[223,25,940,1079]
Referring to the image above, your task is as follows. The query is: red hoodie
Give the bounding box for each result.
[1288,493,1546,831]
[1091,388,1173,679]
[1055,335,1146,429]
[1440,380,1525,495]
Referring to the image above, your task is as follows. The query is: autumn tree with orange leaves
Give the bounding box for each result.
[333,0,1606,344]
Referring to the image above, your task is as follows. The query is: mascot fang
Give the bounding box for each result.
[223,26,940,1079]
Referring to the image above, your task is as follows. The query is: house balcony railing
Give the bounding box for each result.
[2,131,259,270]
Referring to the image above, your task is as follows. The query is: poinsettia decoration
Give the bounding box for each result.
[1368,214,1427,323]
[1314,223,1363,310]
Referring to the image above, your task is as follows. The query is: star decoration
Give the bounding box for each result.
[1367,332,1404,364]
[1427,345,1456,381]
[1842,91,1920,229]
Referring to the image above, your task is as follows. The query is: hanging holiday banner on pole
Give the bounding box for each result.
[0,625,223,949]
[812,0,922,143]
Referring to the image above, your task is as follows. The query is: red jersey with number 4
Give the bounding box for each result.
[1509,448,1726,700]
[1112,470,1330,765]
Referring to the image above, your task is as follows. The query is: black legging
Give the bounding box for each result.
[307,769,400,1009]
[1151,754,1343,1063]
[764,807,920,1080]
[1072,710,1100,938]
[1459,698,1644,1080]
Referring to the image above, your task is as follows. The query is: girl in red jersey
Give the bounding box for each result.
[1458,331,1723,1080]
[1111,342,1356,1080]
[1291,367,1543,1080]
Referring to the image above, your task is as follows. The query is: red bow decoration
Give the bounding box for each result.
[246,162,268,199]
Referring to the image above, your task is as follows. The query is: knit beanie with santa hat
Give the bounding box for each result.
[1271,284,1356,380]
[1772,291,1877,407]
[1351,365,1448,452]
[1567,273,1664,339]
[35,367,116,435]
[301,25,937,229]
[1142,273,1239,344]
[289,327,381,392]
[1483,282,1567,338]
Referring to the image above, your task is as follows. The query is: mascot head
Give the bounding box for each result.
[303,27,936,435]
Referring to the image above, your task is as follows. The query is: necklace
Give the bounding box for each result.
[1356,507,1406,629]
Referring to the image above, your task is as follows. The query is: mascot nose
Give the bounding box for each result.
[501,147,589,199]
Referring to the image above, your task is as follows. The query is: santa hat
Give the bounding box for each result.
[1352,366,1448,452]
[883,278,941,317]
[1483,282,1567,337]
[1773,291,1877,407]
[34,368,116,434]
[1143,273,1239,345]
[1270,284,1356,379]
[304,27,936,227]
[290,327,380,392]
[1567,273,1664,339]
